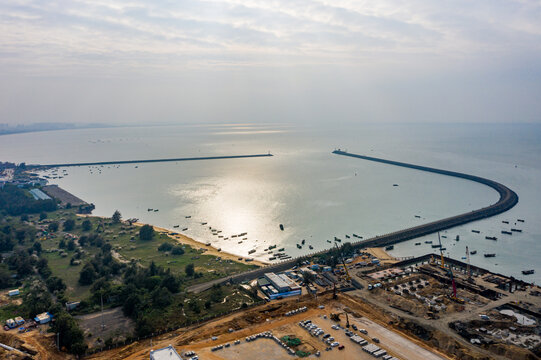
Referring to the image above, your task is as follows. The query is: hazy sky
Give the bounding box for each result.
[1,0,540,125]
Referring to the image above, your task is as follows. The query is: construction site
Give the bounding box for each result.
[1,241,540,360]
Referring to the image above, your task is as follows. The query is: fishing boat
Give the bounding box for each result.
[502,221,509,224]
[147,208,153,211]
[517,219,525,222]
[201,222,207,225]
[185,216,191,218]
[154,209,159,212]
[485,236,497,241]
[470,250,477,255]
[522,269,535,275]
[471,230,480,234]
[431,244,441,248]
[173,225,179,228]
[455,235,460,241]
[501,231,512,235]
[327,240,331,243]
[238,241,242,244]
[269,245,277,250]
[441,235,447,239]
[278,248,285,251]
[345,235,350,238]
[425,241,433,244]
[440,247,446,251]
[393,184,399,187]
[279,224,284,231]
[182,228,188,231]
[414,215,421,218]
[248,249,256,254]
[269,257,276,261]
[484,253,496,258]
[301,239,305,245]
[385,245,394,251]
[510,228,522,233]
[296,244,302,249]
[309,245,313,250]
[415,242,421,246]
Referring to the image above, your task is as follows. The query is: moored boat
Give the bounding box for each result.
[484,253,496,258]
[522,269,534,275]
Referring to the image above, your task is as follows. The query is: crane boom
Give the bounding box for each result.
[438,232,445,268]
[334,243,351,281]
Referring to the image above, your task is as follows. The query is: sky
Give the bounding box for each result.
[1,0,540,125]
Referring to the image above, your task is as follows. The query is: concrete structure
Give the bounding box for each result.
[149,345,183,360]
[264,273,290,293]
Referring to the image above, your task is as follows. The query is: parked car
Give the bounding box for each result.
[338,345,345,350]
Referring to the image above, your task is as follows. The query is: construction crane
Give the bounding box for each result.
[466,246,471,278]
[447,267,465,304]
[334,242,351,281]
[437,232,445,269]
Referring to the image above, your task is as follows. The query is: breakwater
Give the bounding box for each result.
[28,153,273,168]
[188,150,518,293]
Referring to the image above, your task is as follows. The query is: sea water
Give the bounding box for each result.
[1,123,539,282]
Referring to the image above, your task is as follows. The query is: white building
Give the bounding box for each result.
[150,345,183,360]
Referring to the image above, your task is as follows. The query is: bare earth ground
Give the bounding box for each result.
[75,307,134,348]
[85,293,455,360]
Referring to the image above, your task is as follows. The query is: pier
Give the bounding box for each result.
[27,153,273,168]
[188,150,519,293]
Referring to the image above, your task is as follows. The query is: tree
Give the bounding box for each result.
[48,221,59,232]
[59,239,66,249]
[112,210,122,224]
[185,263,195,277]
[158,242,173,252]
[139,224,154,241]
[39,212,47,220]
[32,241,42,255]
[67,239,76,251]
[50,312,87,354]
[81,219,92,231]
[79,263,97,285]
[171,246,184,255]
[63,219,75,231]
[15,229,26,243]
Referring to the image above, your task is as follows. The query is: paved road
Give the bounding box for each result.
[187,151,519,293]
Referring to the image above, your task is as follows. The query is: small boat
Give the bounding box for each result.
[461,257,467,260]
[440,247,446,251]
[231,235,237,238]
[502,221,509,224]
[309,245,313,250]
[269,245,277,250]
[432,244,441,248]
[501,231,512,235]
[425,241,433,244]
[248,249,256,254]
[279,224,284,231]
[522,269,534,275]
[278,248,285,251]
[485,236,497,241]
[201,222,207,225]
[205,242,211,246]
[385,245,394,251]
[415,242,421,246]
[269,257,276,260]
[510,228,522,233]
[414,215,421,218]
[185,216,191,218]
[154,209,159,212]
[484,253,496,258]
[327,240,331,243]
[147,208,153,211]
[296,244,302,249]
[238,241,242,244]
[345,235,350,239]
[470,250,477,255]
[173,225,179,228]
[182,228,188,231]
[455,235,460,241]
[301,239,305,245]
[393,184,399,187]
[517,219,525,223]
[471,230,480,234]
[441,235,447,238]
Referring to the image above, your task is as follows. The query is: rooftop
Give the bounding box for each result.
[149,345,182,360]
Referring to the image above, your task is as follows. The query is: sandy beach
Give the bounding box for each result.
[76,214,267,267]
[149,224,268,267]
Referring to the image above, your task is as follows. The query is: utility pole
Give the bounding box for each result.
[101,293,105,331]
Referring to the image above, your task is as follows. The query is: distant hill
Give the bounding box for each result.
[0,122,113,136]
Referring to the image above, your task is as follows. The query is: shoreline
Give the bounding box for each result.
[76,214,267,267]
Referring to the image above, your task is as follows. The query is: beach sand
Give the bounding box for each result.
[365,247,398,264]
[77,214,266,267]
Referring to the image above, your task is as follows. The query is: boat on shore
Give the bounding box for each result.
[173,225,179,228]
[522,269,535,275]
[185,216,191,218]
[182,227,188,231]
[296,244,302,249]
[309,245,313,250]
[278,248,285,251]
[484,253,496,258]
[248,249,256,254]
[485,236,497,241]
